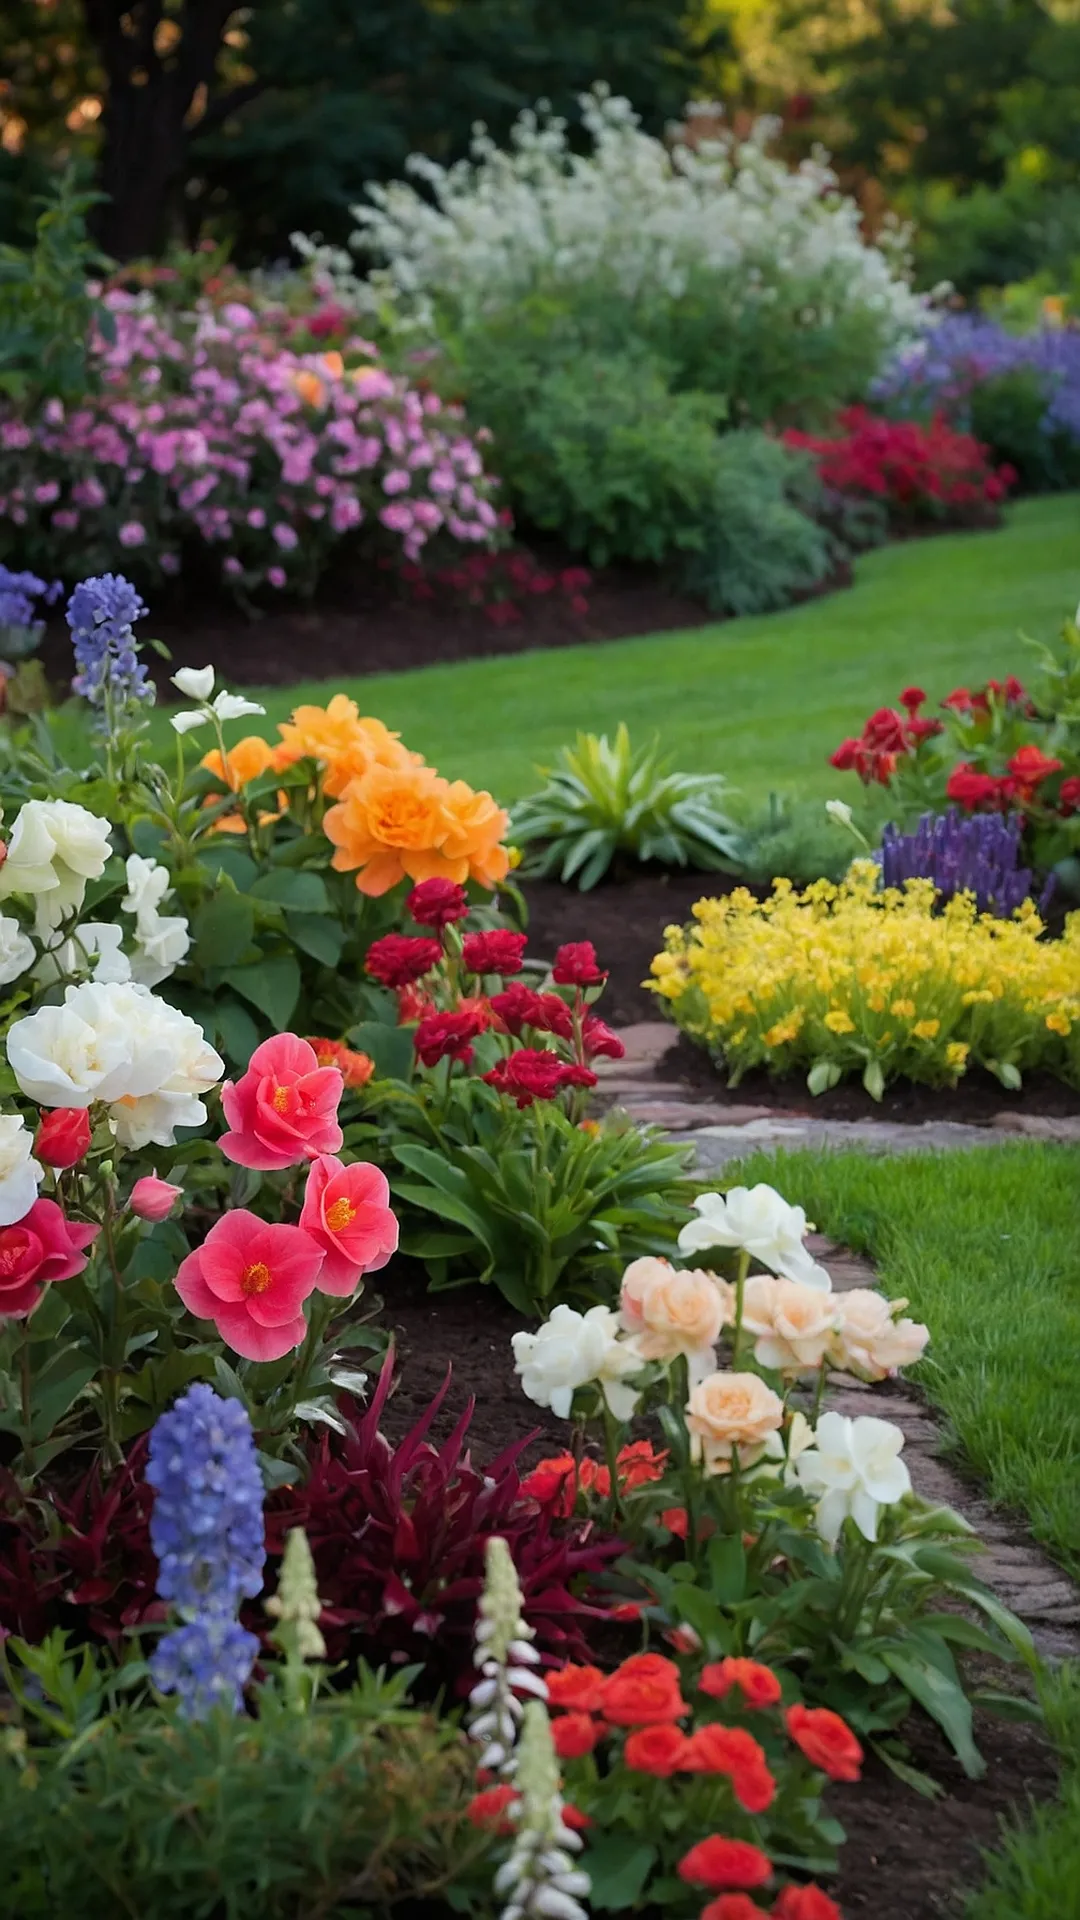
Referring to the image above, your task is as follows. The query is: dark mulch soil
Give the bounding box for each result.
[376,1257,1061,1920]
[521,870,1080,1126]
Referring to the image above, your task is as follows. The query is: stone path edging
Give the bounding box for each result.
[808,1235,1080,1663]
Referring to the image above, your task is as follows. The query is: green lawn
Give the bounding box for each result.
[157,494,1079,806]
[726,1142,1080,1578]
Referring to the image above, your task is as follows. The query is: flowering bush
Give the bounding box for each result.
[0,290,501,596]
[649,864,1080,1096]
[783,407,1015,532]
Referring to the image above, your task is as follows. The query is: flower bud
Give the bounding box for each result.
[35,1107,92,1169]
[129,1173,182,1221]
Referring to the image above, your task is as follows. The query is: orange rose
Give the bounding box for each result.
[615,1439,669,1490]
[685,1371,784,1474]
[323,762,456,896]
[276,696,420,795]
[600,1652,688,1727]
[304,1038,375,1089]
[683,1724,776,1812]
[201,735,283,834]
[440,777,511,889]
[785,1704,863,1781]
[624,1722,691,1775]
[545,1664,606,1713]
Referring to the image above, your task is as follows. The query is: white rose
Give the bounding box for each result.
[0,1112,43,1226]
[106,994,223,1147]
[678,1184,832,1290]
[511,1303,642,1420]
[171,665,215,701]
[7,981,223,1131]
[0,913,35,986]
[122,854,171,927]
[35,921,132,988]
[0,799,113,928]
[795,1411,911,1546]
[128,912,191,987]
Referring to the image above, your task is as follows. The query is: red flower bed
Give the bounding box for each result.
[784,407,1015,525]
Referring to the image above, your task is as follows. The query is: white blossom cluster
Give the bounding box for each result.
[468,1536,546,1775]
[295,88,927,351]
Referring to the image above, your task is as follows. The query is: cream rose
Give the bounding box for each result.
[742,1274,839,1376]
[831,1289,930,1381]
[620,1258,732,1368]
[0,1113,43,1226]
[0,799,113,929]
[685,1370,784,1474]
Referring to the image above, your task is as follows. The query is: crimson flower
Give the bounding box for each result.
[460,930,528,976]
[414,1005,487,1067]
[1059,775,1080,815]
[945,763,1010,812]
[0,1199,98,1318]
[1007,743,1063,793]
[490,983,573,1039]
[483,1048,597,1107]
[406,878,469,928]
[552,941,606,986]
[582,1012,625,1060]
[364,934,443,987]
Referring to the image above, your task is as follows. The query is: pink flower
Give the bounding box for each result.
[247,507,267,528]
[0,1199,99,1319]
[174,1210,324,1360]
[33,481,60,505]
[267,567,287,588]
[299,1155,399,1295]
[219,1033,344,1171]
[119,520,146,546]
[272,522,298,550]
[129,1174,183,1222]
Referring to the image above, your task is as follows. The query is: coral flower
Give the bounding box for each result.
[0,1199,99,1318]
[219,1033,344,1171]
[699,1657,782,1710]
[201,735,283,832]
[304,1038,375,1088]
[624,1723,691,1775]
[544,1664,606,1713]
[683,1724,776,1811]
[677,1836,773,1892]
[174,1210,325,1361]
[601,1652,688,1727]
[773,1888,843,1920]
[785,1705,863,1781]
[551,1711,604,1759]
[299,1154,398,1295]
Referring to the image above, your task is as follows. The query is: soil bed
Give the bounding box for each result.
[378,1256,1060,1920]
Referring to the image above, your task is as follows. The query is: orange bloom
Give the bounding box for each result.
[623,1723,691,1776]
[201,735,283,833]
[699,1657,783,1711]
[551,1711,604,1759]
[601,1653,688,1728]
[785,1705,863,1782]
[616,1439,669,1490]
[683,1724,776,1812]
[304,1038,375,1089]
[276,695,420,797]
[545,1664,606,1714]
[323,762,510,896]
[294,369,326,408]
[320,350,345,378]
[440,778,511,889]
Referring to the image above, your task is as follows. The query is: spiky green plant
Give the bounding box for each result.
[511,724,740,889]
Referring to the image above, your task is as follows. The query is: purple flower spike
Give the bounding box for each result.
[880,809,1043,917]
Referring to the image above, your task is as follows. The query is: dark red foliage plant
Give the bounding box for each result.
[784,406,1015,528]
[264,1350,621,1696]
[0,1442,163,1647]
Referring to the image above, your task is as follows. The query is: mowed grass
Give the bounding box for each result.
[724,1142,1080,1577]
[966,1664,1080,1920]
[153,493,1080,805]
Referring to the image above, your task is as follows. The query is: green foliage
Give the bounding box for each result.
[0,170,111,403]
[734,794,863,887]
[681,430,834,616]
[913,180,1080,297]
[0,1651,486,1919]
[512,724,740,888]
[966,1664,1080,1920]
[969,367,1080,491]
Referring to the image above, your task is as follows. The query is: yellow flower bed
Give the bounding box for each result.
[648,862,1080,1096]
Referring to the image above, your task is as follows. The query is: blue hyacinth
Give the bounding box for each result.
[147,1384,266,1719]
[880,809,1054,918]
[67,571,153,708]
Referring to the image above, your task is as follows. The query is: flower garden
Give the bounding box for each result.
[0,70,1079,1920]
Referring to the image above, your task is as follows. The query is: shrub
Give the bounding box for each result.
[0,171,110,408]
[0,292,500,597]
[511,724,740,888]
[649,862,1080,1097]
[783,406,1015,528]
[681,429,835,615]
[734,795,857,887]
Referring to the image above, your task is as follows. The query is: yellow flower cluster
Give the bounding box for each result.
[648,862,1080,1095]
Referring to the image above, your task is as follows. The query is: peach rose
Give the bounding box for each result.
[742,1274,839,1376]
[620,1257,731,1366]
[440,778,511,890]
[685,1371,784,1474]
[831,1289,930,1381]
[323,763,454,896]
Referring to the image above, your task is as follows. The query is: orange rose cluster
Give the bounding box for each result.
[200,692,510,896]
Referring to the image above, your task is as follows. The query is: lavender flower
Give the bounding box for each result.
[880,810,1054,917]
[0,564,57,659]
[147,1383,266,1616]
[66,571,152,707]
[150,1613,260,1720]
[873,315,1080,444]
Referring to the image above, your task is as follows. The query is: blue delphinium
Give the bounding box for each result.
[873,315,1080,445]
[0,564,59,659]
[67,571,152,708]
[147,1383,266,1719]
[880,809,1054,918]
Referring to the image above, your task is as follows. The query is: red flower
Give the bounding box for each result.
[1007,744,1062,793]
[298,1154,398,1295]
[414,1006,487,1068]
[490,984,574,1039]
[521,1454,583,1515]
[601,1652,688,1727]
[552,941,606,986]
[941,687,974,712]
[773,1886,843,1920]
[467,1784,518,1832]
[552,1711,604,1758]
[582,1013,625,1060]
[678,1836,773,1891]
[1059,775,1080,815]
[683,1724,776,1811]
[829,737,862,772]
[483,1048,597,1107]
[660,1506,690,1538]
[395,982,432,1025]
[174,1210,324,1362]
[0,1199,98,1318]
[785,1705,863,1781]
[364,934,443,987]
[561,1803,593,1832]
[615,1439,668,1489]
[700,1899,768,1920]
[35,1108,91,1169]
[906,715,944,744]
[699,1656,782,1710]
[219,1033,344,1171]
[861,708,907,755]
[624,1722,691,1775]
[945,764,1007,812]
[545,1664,607,1713]
[406,878,469,928]
[461,930,528,976]
[899,686,926,713]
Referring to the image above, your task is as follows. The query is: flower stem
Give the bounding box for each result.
[731,1249,751,1365]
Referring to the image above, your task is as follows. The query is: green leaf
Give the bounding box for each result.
[192,890,256,969]
[215,997,262,1069]
[581,1837,657,1911]
[222,954,301,1030]
[882,1648,984,1777]
[347,1021,415,1082]
[808,1058,842,1095]
[705,1531,747,1605]
[30,1357,97,1440]
[285,912,345,966]
[251,869,331,913]
[862,1057,885,1101]
[390,1179,494,1253]
[195,843,258,891]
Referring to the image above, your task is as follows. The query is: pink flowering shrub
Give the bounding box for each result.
[0,291,501,595]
